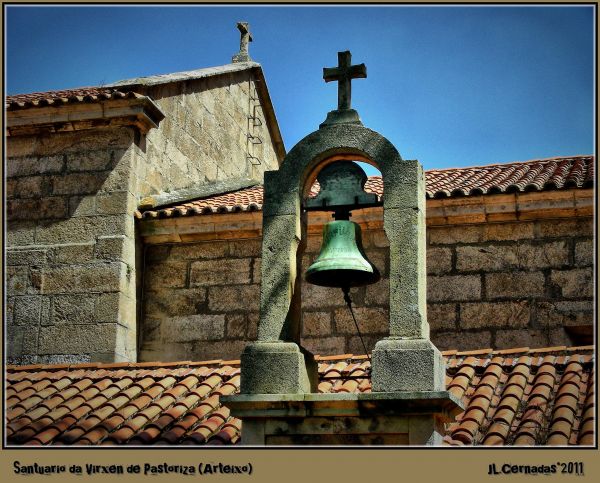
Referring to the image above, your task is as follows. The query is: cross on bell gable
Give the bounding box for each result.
[323,51,367,111]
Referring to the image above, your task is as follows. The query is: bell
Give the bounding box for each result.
[305,220,380,288]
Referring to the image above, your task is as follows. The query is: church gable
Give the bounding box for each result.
[5,58,284,366]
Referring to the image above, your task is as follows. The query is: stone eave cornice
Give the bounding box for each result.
[138,188,593,245]
[5,95,165,136]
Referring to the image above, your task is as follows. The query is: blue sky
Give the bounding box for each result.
[5,5,595,171]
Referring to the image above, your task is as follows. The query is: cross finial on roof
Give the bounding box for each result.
[232,22,253,63]
[323,51,367,111]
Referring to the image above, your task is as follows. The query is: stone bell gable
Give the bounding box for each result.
[5,61,284,365]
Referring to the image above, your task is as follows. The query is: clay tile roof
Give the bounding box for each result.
[5,346,594,446]
[137,156,594,220]
[5,87,142,110]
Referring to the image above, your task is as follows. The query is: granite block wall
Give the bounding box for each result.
[139,215,593,362]
[6,128,140,364]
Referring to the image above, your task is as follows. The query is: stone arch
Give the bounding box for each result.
[258,122,428,344]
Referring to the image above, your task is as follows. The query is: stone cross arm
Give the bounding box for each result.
[323,51,367,111]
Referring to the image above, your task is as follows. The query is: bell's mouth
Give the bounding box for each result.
[305,267,380,288]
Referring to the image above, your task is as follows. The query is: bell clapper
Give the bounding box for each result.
[342,286,372,367]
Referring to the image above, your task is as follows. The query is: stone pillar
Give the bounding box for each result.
[372,160,445,392]
[239,172,317,395]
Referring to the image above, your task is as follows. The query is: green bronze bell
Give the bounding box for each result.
[305,220,380,288]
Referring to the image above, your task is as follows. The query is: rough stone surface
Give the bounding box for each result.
[190,258,251,286]
[460,301,530,329]
[550,268,593,299]
[485,272,545,299]
[371,339,445,392]
[161,315,225,342]
[427,275,481,302]
[302,312,332,337]
[240,342,317,394]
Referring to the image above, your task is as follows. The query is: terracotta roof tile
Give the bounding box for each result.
[137,156,594,219]
[5,87,143,110]
[6,346,594,446]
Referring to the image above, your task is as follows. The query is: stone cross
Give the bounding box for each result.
[323,51,367,111]
[232,22,253,63]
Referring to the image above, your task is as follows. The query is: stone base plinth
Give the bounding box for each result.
[221,392,463,446]
[240,341,317,394]
[371,338,445,392]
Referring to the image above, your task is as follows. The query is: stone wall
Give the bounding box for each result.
[6,128,140,364]
[139,211,593,362]
[134,72,280,198]
[6,67,282,365]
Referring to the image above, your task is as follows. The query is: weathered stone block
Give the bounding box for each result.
[169,242,228,260]
[347,335,381,354]
[7,155,64,177]
[371,339,445,392]
[52,294,96,324]
[536,300,593,328]
[7,197,68,221]
[550,268,593,299]
[67,150,112,172]
[240,342,317,394]
[12,176,44,199]
[427,303,457,331]
[371,230,390,248]
[52,172,106,195]
[302,312,332,337]
[96,191,135,215]
[575,240,593,267]
[229,238,262,257]
[427,247,453,275]
[6,266,35,295]
[38,324,117,354]
[536,218,593,238]
[161,314,225,342]
[35,215,132,244]
[302,336,347,357]
[334,307,388,334]
[460,301,530,329]
[365,278,389,306]
[208,284,260,312]
[226,314,247,339]
[6,248,48,266]
[484,222,534,241]
[428,225,484,245]
[189,258,251,286]
[431,330,492,351]
[247,312,259,340]
[494,328,569,350]
[96,235,134,262]
[145,261,188,289]
[14,296,43,326]
[39,262,126,294]
[252,258,261,284]
[485,272,545,299]
[302,282,345,310]
[427,275,481,302]
[69,195,96,217]
[50,243,95,264]
[7,221,36,246]
[456,241,569,272]
[144,288,205,318]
